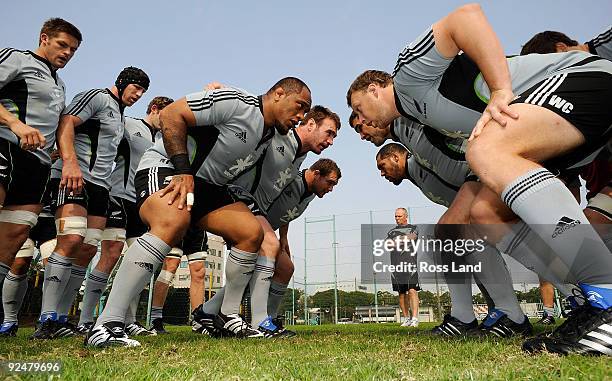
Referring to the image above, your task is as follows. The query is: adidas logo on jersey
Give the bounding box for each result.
[140,190,147,198]
[552,216,581,238]
[34,70,44,79]
[276,146,285,156]
[134,132,143,137]
[111,210,122,216]
[108,111,114,118]
[235,130,247,143]
[46,275,61,283]
[134,261,154,274]
[548,95,573,114]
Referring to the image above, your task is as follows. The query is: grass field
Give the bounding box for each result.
[0,322,610,380]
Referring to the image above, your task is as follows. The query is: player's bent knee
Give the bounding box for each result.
[465,140,494,173]
[11,256,32,275]
[261,235,281,257]
[103,241,125,261]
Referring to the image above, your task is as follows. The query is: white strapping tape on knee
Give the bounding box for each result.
[101,228,127,242]
[15,238,35,258]
[56,216,87,237]
[83,228,103,247]
[186,251,206,262]
[39,239,57,260]
[0,209,39,228]
[157,269,175,284]
[167,247,183,259]
[587,192,612,219]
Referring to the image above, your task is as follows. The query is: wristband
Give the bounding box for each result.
[170,154,192,175]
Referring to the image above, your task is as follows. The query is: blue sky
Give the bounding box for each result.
[3,0,610,290]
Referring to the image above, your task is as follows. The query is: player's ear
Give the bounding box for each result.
[368,83,377,97]
[274,87,285,101]
[39,33,49,46]
[555,42,569,52]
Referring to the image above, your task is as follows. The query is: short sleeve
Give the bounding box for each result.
[63,89,106,122]
[392,27,454,97]
[0,49,24,89]
[186,88,255,126]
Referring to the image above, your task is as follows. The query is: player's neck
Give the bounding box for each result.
[384,84,402,121]
[110,86,120,99]
[260,93,275,129]
[295,126,310,154]
[304,169,315,191]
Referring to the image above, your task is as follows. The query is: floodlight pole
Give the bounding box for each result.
[370,210,379,323]
[292,276,295,325]
[304,218,308,325]
[332,214,338,324]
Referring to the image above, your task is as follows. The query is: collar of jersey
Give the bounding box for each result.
[300,170,313,200]
[390,121,401,142]
[105,88,124,114]
[27,50,58,81]
[292,129,306,158]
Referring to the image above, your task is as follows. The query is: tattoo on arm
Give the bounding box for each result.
[162,106,188,158]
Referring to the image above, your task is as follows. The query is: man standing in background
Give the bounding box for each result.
[387,208,420,327]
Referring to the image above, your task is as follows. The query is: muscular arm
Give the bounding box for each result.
[56,114,84,192]
[0,103,46,150]
[433,3,511,93]
[160,98,196,158]
[433,3,518,134]
[158,98,198,210]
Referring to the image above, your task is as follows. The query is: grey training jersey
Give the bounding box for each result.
[392,27,612,138]
[0,49,66,165]
[138,88,274,186]
[110,117,157,201]
[266,171,316,231]
[232,128,306,211]
[405,157,458,208]
[51,89,124,189]
[588,27,612,60]
[392,117,469,186]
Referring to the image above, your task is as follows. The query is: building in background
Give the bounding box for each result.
[172,234,226,291]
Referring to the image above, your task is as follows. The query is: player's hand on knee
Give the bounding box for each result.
[159,174,194,211]
[471,89,518,141]
[11,121,46,151]
[60,160,84,195]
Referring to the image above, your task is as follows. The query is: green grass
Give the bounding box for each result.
[0,323,610,380]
